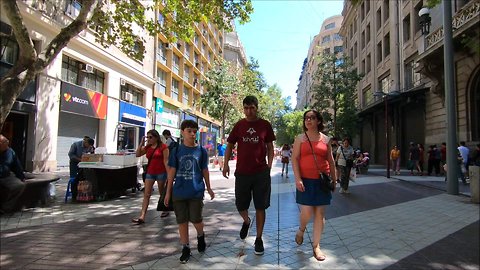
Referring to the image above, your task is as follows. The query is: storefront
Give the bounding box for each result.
[117,101,147,151]
[155,98,181,139]
[56,82,107,167]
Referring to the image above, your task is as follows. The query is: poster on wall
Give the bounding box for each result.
[60,82,107,119]
[200,132,216,157]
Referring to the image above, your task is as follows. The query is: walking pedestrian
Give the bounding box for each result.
[281,144,291,178]
[132,129,169,224]
[408,142,422,175]
[440,142,447,175]
[336,137,354,194]
[458,141,470,174]
[216,139,226,171]
[292,109,337,261]
[418,143,425,174]
[164,120,215,263]
[222,95,276,256]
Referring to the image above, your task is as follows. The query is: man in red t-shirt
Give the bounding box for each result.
[222,95,276,256]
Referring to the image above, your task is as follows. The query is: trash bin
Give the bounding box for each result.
[469,165,479,204]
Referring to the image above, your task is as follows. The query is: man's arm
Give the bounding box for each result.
[222,143,234,178]
[68,142,80,162]
[266,142,274,169]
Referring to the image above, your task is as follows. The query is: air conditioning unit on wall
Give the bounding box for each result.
[122,92,133,102]
[120,78,126,86]
[83,64,94,73]
[164,43,172,50]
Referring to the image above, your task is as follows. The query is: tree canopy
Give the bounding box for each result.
[0,0,253,130]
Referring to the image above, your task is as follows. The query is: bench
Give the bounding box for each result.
[17,173,60,209]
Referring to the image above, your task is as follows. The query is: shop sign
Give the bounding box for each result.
[119,101,146,126]
[159,107,179,128]
[60,82,107,119]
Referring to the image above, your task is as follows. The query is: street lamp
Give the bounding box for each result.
[373,91,400,178]
[418,7,431,35]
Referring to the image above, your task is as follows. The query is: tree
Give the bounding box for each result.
[0,0,253,130]
[310,53,362,138]
[200,59,244,139]
[279,110,305,145]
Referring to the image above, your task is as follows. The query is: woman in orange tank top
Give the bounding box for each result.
[291,109,337,261]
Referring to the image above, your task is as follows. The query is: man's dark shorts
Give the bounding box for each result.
[235,168,271,211]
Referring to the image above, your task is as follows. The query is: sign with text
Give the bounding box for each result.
[60,82,107,119]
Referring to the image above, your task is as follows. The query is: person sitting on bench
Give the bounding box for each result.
[0,134,25,214]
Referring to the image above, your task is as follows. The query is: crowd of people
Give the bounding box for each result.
[2,94,480,264]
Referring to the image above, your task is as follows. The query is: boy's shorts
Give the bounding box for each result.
[234,168,271,211]
[172,197,204,224]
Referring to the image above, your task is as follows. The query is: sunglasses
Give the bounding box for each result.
[304,116,317,121]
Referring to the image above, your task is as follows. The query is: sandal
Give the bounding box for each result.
[295,227,305,245]
[313,246,326,261]
[131,218,145,225]
[160,212,170,218]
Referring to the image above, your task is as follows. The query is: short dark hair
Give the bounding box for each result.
[162,130,171,136]
[343,137,351,144]
[302,109,324,132]
[243,95,258,108]
[460,141,466,146]
[87,138,95,146]
[180,120,198,130]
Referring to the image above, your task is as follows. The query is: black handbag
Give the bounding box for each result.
[157,182,173,211]
[305,132,335,192]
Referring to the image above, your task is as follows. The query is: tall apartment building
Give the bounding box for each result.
[223,23,248,69]
[296,15,343,110]
[153,12,223,150]
[1,1,226,171]
[341,0,479,165]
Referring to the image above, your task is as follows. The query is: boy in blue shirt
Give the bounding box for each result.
[164,120,215,263]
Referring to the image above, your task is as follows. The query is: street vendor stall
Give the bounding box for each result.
[77,153,140,201]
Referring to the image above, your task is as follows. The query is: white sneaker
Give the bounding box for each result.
[339,188,345,193]
[344,189,350,194]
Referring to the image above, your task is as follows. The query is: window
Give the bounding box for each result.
[120,83,144,106]
[377,42,382,63]
[0,38,18,65]
[349,24,353,39]
[383,0,389,22]
[414,2,423,33]
[404,61,422,90]
[354,42,358,59]
[61,55,105,93]
[158,12,164,26]
[193,74,199,88]
[171,79,179,101]
[363,86,373,107]
[322,35,331,43]
[333,33,342,41]
[158,43,167,64]
[185,43,191,59]
[403,15,411,42]
[366,54,371,73]
[379,74,392,93]
[384,33,390,57]
[376,8,382,31]
[334,46,343,53]
[366,0,370,15]
[184,64,190,82]
[361,31,365,49]
[366,24,371,44]
[323,48,331,55]
[157,69,166,95]
[361,59,366,74]
[182,87,189,105]
[172,54,180,74]
[361,2,365,21]
[325,22,335,30]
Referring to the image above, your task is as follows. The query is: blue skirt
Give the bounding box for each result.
[296,178,332,206]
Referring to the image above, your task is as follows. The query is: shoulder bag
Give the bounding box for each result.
[305,132,335,193]
[142,145,158,181]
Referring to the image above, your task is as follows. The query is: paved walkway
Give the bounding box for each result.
[1,160,478,269]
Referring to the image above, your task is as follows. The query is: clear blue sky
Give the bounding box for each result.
[235,0,344,108]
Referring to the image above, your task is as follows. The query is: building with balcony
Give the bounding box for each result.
[296,15,344,110]
[340,0,479,165]
[1,1,156,171]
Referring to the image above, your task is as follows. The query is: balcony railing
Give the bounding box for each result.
[426,0,480,50]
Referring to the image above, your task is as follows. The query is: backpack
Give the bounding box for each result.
[168,138,179,152]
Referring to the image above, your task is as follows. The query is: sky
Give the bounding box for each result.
[235,0,344,108]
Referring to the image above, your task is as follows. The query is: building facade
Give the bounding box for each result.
[340,0,479,165]
[296,15,344,110]
[223,23,248,69]
[1,1,226,171]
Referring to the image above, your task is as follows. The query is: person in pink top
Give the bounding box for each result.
[292,109,337,261]
[222,95,276,256]
[132,129,169,224]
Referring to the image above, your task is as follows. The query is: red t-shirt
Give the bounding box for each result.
[145,144,168,174]
[227,118,276,175]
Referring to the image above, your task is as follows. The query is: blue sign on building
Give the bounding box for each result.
[119,101,147,127]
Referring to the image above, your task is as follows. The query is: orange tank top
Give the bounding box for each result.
[299,133,330,179]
